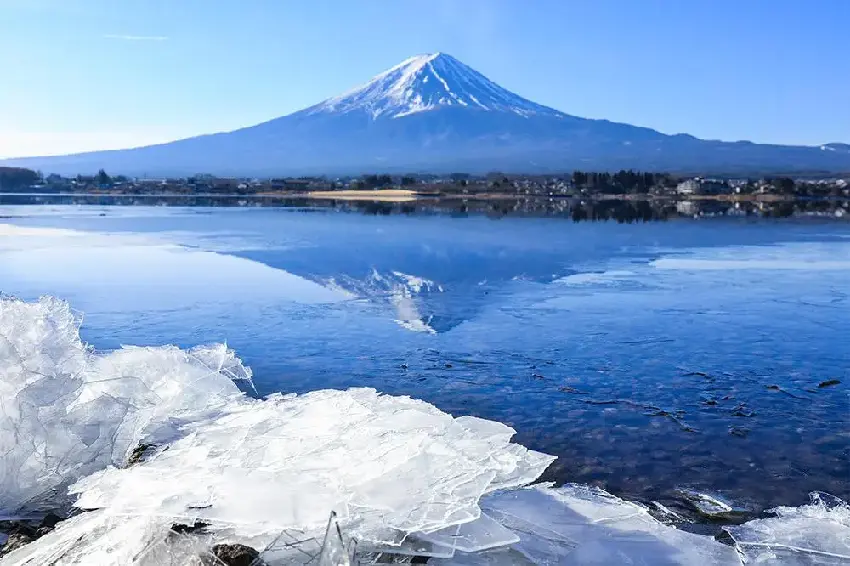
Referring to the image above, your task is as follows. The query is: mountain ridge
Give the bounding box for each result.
[3,52,849,176]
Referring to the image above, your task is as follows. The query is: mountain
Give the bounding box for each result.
[4,53,849,176]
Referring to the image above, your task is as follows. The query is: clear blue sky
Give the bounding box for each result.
[1,0,848,157]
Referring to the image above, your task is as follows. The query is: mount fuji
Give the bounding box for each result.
[5,53,849,176]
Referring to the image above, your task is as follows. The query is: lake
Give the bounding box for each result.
[1,199,847,522]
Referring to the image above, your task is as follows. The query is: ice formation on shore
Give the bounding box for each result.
[0,296,252,514]
[2,296,849,565]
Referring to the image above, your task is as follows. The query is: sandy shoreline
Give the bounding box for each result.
[302,189,420,202]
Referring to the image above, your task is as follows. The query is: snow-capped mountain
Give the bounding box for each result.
[3,53,849,176]
[303,52,563,120]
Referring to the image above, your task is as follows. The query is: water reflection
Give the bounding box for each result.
[1,193,847,221]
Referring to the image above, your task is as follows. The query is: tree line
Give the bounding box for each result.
[0,167,40,190]
[570,170,675,194]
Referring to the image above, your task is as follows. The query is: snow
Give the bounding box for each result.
[303,53,565,120]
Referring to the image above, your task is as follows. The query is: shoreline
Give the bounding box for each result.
[1,190,843,203]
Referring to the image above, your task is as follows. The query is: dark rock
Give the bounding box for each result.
[0,533,34,557]
[7,523,37,539]
[36,526,54,538]
[40,513,62,530]
[127,443,155,466]
[444,363,453,369]
[209,543,261,566]
[171,521,209,535]
[400,363,408,370]
[728,427,749,438]
[411,556,429,564]
[765,384,780,391]
[819,379,841,388]
[730,404,756,418]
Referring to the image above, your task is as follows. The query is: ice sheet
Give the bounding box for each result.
[726,492,850,565]
[434,485,744,566]
[67,387,554,548]
[0,224,347,307]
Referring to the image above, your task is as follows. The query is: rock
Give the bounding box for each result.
[730,404,755,418]
[818,379,841,388]
[208,543,261,566]
[40,513,63,530]
[444,363,453,369]
[127,443,155,466]
[0,533,34,557]
[765,384,780,391]
[171,521,208,535]
[728,426,749,438]
[400,363,408,370]
[674,489,754,523]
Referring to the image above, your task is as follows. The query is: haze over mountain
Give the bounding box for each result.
[4,53,849,177]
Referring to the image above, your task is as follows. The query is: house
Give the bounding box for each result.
[676,177,730,196]
[676,179,700,195]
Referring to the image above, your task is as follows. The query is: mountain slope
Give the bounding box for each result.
[4,53,849,176]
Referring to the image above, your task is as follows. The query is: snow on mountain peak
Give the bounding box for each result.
[304,52,564,120]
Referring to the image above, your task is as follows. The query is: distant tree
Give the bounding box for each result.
[0,167,40,191]
[400,176,416,186]
[769,177,796,195]
[97,169,111,185]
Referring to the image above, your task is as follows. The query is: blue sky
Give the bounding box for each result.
[1,0,848,157]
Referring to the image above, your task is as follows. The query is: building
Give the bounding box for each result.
[676,177,729,196]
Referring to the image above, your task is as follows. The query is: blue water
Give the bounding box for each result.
[1,204,848,516]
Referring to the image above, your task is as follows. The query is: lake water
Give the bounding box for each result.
[1,201,848,522]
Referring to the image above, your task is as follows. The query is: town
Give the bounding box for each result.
[1,166,848,200]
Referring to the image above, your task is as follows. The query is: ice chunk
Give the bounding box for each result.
[0,297,250,515]
[67,387,554,551]
[726,492,850,565]
[434,485,743,565]
[420,513,520,553]
[0,511,172,565]
[317,512,353,566]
